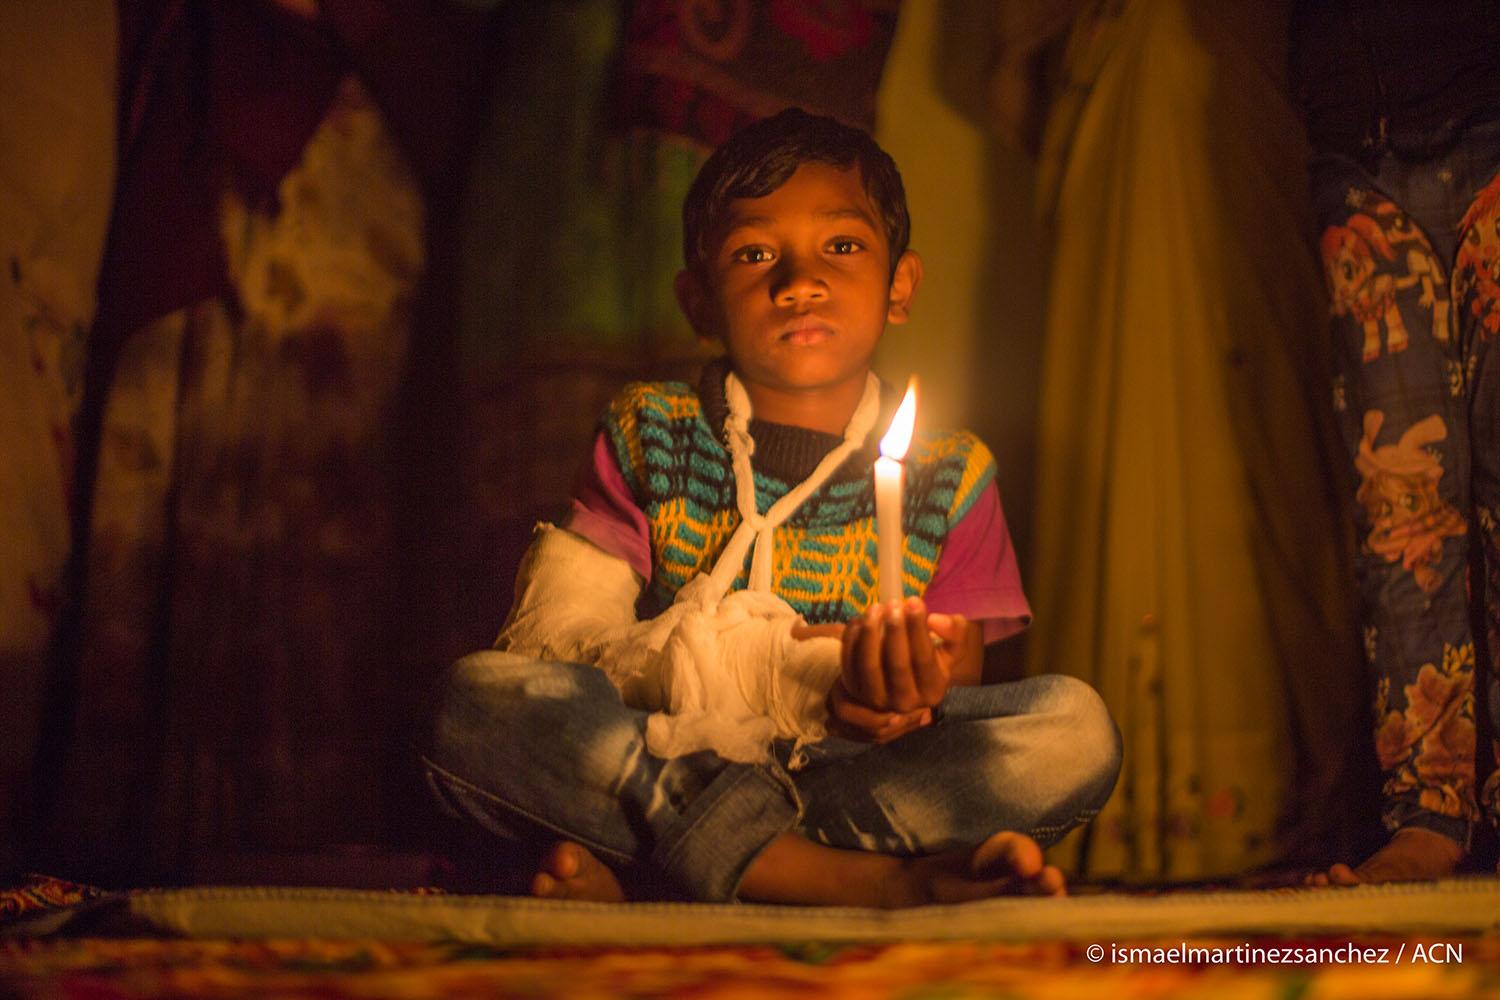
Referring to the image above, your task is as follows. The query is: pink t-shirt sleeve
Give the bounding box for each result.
[923,484,1032,644]
[563,431,653,582]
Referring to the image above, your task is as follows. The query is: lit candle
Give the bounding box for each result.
[875,379,917,604]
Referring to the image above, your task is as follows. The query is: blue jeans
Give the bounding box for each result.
[420,652,1122,902]
[1311,116,1500,847]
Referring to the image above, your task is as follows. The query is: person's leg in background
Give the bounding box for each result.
[1453,152,1500,857]
[1310,151,1478,881]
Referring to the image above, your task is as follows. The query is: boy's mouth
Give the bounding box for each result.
[778,318,835,345]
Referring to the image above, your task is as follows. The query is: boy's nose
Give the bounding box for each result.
[772,260,829,307]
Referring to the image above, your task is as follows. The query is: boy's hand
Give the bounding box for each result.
[925,610,983,687]
[791,621,919,742]
[823,598,981,743]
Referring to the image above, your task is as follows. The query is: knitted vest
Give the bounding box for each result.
[602,375,997,625]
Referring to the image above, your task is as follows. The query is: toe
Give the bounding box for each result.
[973,831,1043,882]
[1033,864,1066,897]
[541,841,582,881]
[1327,864,1362,887]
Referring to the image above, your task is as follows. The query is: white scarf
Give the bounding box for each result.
[700,370,883,599]
[496,370,884,764]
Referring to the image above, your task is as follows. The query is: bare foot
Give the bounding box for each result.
[1305,827,1463,887]
[530,842,626,902]
[892,831,1067,906]
[738,830,1065,908]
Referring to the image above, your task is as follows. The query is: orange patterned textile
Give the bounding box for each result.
[3,936,1500,999]
[0,875,108,921]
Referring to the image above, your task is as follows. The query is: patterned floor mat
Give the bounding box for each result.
[5,876,1500,998]
[4,935,1500,999]
[7,877,1500,945]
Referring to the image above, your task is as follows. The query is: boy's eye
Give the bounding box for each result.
[827,239,863,255]
[733,246,775,264]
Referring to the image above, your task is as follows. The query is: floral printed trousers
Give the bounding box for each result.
[1312,119,1500,850]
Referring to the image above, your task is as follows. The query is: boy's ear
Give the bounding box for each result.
[674,268,719,340]
[886,250,923,325]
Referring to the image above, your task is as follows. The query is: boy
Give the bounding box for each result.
[422,109,1120,906]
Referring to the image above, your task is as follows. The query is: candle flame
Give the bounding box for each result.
[879,378,918,460]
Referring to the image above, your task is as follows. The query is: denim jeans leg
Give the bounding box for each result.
[420,651,800,901]
[791,674,1121,854]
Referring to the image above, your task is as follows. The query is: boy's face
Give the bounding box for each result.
[676,163,921,423]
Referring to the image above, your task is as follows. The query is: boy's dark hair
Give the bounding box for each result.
[682,107,911,279]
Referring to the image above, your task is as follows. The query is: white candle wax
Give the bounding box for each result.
[874,378,918,606]
[875,454,904,604]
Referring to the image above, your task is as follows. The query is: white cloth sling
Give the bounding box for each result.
[702,371,883,599]
[495,371,883,763]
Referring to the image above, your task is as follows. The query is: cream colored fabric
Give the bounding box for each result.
[497,525,841,764]
[219,77,425,345]
[494,525,644,662]
[1026,0,1361,881]
[16,879,1500,945]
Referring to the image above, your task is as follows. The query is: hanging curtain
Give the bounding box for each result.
[23,0,492,883]
[31,76,427,881]
[1023,0,1369,881]
[0,1,117,873]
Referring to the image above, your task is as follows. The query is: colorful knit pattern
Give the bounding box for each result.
[603,381,996,624]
